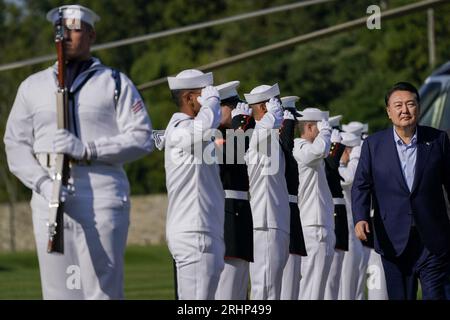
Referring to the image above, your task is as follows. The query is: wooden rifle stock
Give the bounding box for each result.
[47,9,70,254]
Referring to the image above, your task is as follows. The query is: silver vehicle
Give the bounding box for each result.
[419,61,450,131]
[419,61,450,299]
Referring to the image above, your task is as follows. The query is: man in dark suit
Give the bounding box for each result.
[352,82,450,300]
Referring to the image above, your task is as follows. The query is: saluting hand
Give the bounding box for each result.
[317,119,331,132]
[266,98,283,128]
[197,86,220,110]
[232,102,252,118]
[283,109,295,121]
[331,129,342,143]
[355,220,370,241]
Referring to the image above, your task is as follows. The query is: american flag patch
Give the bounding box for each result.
[132,100,144,113]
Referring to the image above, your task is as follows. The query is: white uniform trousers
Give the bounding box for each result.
[366,249,388,300]
[249,228,289,300]
[339,230,364,300]
[215,258,249,300]
[31,193,129,300]
[168,231,224,300]
[280,254,302,300]
[324,249,345,300]
[355,245,371,299]
[299,225,336,300]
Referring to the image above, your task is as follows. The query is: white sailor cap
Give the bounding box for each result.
[329,115,343,128]
[244,84,280,105]
[342,121,364,136]
[281,96,302,117]
[341,132,361,147]
[298,107,329,121]
[281,96,299,109]
[47,5,100,28]
[167,69,213,90]
[362,123,369,133]
[216,81,240,100]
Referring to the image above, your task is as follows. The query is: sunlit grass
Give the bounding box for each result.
[0,245,175,300]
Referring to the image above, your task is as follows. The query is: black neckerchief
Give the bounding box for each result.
[66,58,94,89]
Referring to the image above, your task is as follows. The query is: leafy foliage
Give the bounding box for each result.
[1,0,450,201]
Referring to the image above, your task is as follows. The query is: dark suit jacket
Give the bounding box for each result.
[352,125,450,258]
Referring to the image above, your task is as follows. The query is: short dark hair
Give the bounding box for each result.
[385,82,420,106]
[220,96,242,109]
[170,89,184,107]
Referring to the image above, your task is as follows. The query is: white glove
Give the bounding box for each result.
[39,178,70,203]
[350,145,361,160]
[317,119,331,132]
[231,102,252,118]
[197,86,220,110]
[266,97,282,114]
[53,129,87,160]
[331,129,342,143]
[266,98,283,128]
[283,110,295,120]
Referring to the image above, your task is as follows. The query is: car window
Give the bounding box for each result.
[419,81,443,128]
[439,87,450,130]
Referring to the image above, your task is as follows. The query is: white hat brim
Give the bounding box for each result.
[329,115,342,127]
[47,5,100,27]
[298,110,329,121]
[244,83,280,104]
[167,72,213,90]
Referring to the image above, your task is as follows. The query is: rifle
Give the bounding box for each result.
[47,8,70,254]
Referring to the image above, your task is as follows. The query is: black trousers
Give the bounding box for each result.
[381,227,450,300]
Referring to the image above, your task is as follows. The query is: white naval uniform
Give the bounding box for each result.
[246,113,290,300]
[216,258,250,300]
[293,130,335,300]
[357,245,371,299]
[4,58,153,299]
[164,106,225,300]
[366,248,388,300]
[338,145,366,300]
[280,252,302,300]
[325,248,345,300]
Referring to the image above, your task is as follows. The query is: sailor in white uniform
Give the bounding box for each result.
[356,123,388,300]
[279,96,307,300]
[366,244,389,300]
[338,128,364,300]
[3,4,153,299]
[164,69,225,300]
[214,81,254,300]
[294,108,335,300]
[243,84,290,300]
[324,115,349,300]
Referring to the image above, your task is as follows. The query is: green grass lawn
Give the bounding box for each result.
[0,245,175,300]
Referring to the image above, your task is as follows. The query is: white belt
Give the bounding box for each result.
[35,153,57,168]
[224,190,249,200]
[289,194,298,203]
[35,152,91,168]
[333,197,346,205]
